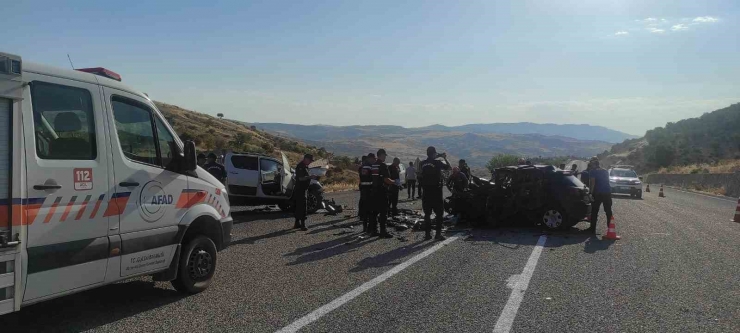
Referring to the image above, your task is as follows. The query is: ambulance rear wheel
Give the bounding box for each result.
[172,235,217,294]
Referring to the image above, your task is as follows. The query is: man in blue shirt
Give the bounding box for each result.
[588,159,613,234]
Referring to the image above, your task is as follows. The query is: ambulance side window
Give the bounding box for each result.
[154,116,177,168]
[30,82,97,160]
[111,97,159,166]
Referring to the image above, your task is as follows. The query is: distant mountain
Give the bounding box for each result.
[253,122,635,143]
[417,123,637,143]
[248,122,615,167]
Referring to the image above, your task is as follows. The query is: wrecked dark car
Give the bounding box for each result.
[447,165,591,230]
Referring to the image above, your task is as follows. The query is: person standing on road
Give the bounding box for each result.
[293,154,315,231]
[405,162,417,200]
[588,159,613,234]
[388,157,402,217]
[369,149,395,238]
[459,159,472,181]
[417,163,424,199]
[204,153,226,184]
[581,161,593,188]
[447,167,469,193]
[420,146,451,241]
[359,154,374,232]
[358,155,368,225]
[197,153,206,168]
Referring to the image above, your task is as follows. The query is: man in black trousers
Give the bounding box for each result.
[368,149,394,238]
[293,154,315,231]
[419,146,451,240]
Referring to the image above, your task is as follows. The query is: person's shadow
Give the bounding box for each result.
[349,240,434,272]
[584,235,615,253]
[285,233,379,266]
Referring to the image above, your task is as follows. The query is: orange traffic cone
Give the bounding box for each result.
[658,185,665,198]
[645,184,650,193]
[732,197,740,223]
[603,216,621,240]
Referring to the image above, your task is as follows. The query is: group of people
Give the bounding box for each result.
[357,146,455,240]
[570,157,613,234]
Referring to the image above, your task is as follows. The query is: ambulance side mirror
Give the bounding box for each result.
[184,141,197,172]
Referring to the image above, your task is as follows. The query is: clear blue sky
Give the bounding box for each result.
[4,0,739,135]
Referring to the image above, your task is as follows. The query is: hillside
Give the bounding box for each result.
[248,123,613,167]
[599,103,740,172]
[154,102,358,186]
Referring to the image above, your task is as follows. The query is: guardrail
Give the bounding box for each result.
[646,173,740,198]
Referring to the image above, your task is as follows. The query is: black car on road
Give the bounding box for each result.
[450,165,591,230]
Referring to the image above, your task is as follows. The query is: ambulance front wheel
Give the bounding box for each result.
[172,235,218,294]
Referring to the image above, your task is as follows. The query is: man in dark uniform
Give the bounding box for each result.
[368,149,394,238]
[197,153,207,168]
[419,146,451,240]
[387,157,402,217]
[359,154,374,232]
[458,159,472,180]
[204,153,226,184]
[358,155,367,224]
[293,154,315,231]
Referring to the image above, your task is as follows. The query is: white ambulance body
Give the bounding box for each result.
[0,52,232,316]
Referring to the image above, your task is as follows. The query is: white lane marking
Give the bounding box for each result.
[276,236,459,333]
[664,186,736,203]
[493,235,547,333]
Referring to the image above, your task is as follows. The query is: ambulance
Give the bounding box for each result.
[0,52,232,316]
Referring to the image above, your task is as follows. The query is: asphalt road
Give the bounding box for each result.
[2,187,739,332]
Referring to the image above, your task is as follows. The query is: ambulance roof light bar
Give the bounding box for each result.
[75,67,122,81]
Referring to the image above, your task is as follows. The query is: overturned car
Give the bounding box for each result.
[446,165,592,230]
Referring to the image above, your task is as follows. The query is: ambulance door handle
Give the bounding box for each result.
[119,182,140,188]
[33,184,62,190]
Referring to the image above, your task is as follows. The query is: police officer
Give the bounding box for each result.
[458,159,472,180]
[204,153,226,183]
[419,146,451,240]
[368,149,394,238]
[388,157,402,217]
[359,154,375,232]
[588,158,613,234]
[197,153,206,167]
[293,154,315,231]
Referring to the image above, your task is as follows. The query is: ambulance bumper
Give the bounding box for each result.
[220,216,233,250]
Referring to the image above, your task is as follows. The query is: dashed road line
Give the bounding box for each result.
[493,235,548,333]
[275,236,459,333]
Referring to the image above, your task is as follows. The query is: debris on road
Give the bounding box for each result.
[322,199,344,215]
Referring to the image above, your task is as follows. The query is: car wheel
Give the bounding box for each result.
[542,207,566,230]
[306,191,323,214]
[171,235,217,294]
[636,191,642,199]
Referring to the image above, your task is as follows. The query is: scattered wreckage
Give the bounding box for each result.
[446,165,592,230]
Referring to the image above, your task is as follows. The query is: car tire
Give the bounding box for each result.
[636,191,642,199]
[171,235,218,294]
[306,190,323,214]
[541,206,571,230]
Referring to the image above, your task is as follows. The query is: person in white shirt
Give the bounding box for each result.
[405,162,417,200]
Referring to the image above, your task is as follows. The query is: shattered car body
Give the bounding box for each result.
[448,165,592,230]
